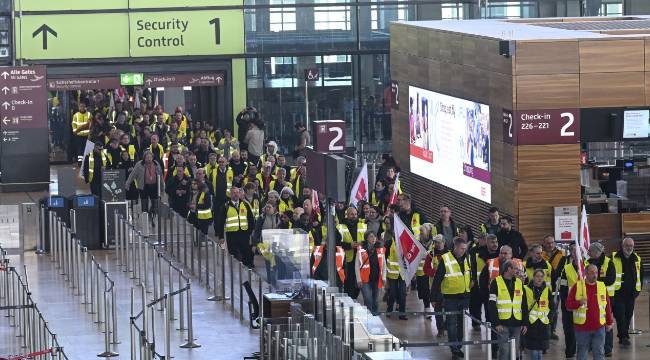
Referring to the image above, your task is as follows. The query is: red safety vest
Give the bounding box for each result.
[358,247,385,289]
[312,245,345,283]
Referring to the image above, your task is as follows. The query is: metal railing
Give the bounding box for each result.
[47,212,120,358]
[0,246,69,360]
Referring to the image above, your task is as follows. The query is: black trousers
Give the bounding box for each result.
[387,278,406,313]
[226,230,253,268]
[344,261,360,299]
[613,294,636,340]
[140,184,159,214]
[561,300,576,357]
[469,286,483,326]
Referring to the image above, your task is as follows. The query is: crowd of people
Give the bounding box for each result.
[73,93,643,360]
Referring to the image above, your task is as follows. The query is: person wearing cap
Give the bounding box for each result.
[611,237,643,347]
[566,264,614,360]
[258,141,278,169]
[216,128,239,160]
[293,122,310,158]
[489,259,528,360]
[337,206,367,299]
[585,241,616,357]
[83,141,111,197]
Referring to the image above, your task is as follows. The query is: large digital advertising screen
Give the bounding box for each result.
[408,86,491,203]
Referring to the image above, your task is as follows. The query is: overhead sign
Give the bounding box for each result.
[554,206,579,243]
[14,0,242,11]
[304,68,320,82]
[47,77,122,91]
[502,109,514,144]
[15,10,244,60]
[514,109,580,145]
[144,72,225,87]
[120,73,144,86]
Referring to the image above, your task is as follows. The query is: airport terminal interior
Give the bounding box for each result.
[2,0,650,359]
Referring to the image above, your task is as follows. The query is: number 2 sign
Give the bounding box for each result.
[511,109,580,145]
[313,120,346,153]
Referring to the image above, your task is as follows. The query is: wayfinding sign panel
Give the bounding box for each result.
[14,3,245,60]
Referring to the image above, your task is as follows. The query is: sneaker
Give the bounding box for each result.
[620,338,631,346]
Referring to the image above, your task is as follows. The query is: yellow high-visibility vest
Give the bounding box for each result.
[525,261,552,288]
[196,193,212,220]
[525,285,550,324]
[72,111,91,137]
[440,252,471,295]
[88,152,109,183]
[495,276,524,321]
[612,252,642,292]
[225,202,249,232]
[336,220,367,263]
[573,280,607,325]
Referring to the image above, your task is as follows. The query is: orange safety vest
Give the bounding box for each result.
[487,258,523,282]
[312,245,345,283]
[358,247,385,289]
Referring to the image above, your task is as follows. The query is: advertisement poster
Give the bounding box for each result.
[408,86,491,203]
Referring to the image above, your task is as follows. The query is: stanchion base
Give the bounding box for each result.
[35,250,45,255]
[180,340,201,348]
[207,295,229,301]
[97,351,119,357]
[110,341,122,345]
[630,329,643,335]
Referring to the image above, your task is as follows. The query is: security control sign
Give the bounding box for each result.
[14,8,244,60]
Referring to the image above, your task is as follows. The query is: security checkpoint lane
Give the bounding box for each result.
[0,250,259,359]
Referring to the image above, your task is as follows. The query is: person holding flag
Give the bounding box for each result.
[584,242,616,357]
[349,162,369,207]
[431,237,471,359]
[566,264,614,360]
[336,207,367,299]
[390,213,427,320]
[397,193,427,237]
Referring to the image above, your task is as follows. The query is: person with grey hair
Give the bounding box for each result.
[125,149,164,217]
[525,244,552,287]
[611,237,643,346]
[585,241,616,357]
[489,259,528,360]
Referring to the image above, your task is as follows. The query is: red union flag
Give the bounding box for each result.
[349,162,369,207]
[580,205,591,257]
[393,214,426,283]
[312,189,321,217]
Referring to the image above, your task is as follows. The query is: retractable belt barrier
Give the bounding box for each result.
[46,212,119,358]
[0,245,69,360]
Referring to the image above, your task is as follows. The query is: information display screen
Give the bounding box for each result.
[623,110,650,139]
[408,86,491,203]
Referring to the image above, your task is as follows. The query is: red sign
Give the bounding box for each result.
[0,66,47,130]
[47,77,121,91]
[514,109,580,145]
[312,120,345,153]
[144,72,225,88]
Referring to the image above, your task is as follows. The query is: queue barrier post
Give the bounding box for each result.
[178,270,186,331]
[486,322,492,360]
[509,337,517,360]
[179,279,201,349]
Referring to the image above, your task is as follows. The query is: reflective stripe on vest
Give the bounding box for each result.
[612,252,642,292]
[561,262,579,289]
[88,152,109,183]
[495,276,523,321]
[225,202,248,232]
[386,241,401,280]
[337,222,366,263]
[358,248,385,289]
[525,286,550,324]
[441,252,470,295]
[585,257,614,296]
[573,280,607,326]
[311,245,345,282]
[197,193,212,220]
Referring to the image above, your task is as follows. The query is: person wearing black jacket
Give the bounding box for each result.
[468,232,487,329]
[497,216,528,260]
[585,241,616,356]
[612,238,643,346]
[83,141,109,197]
[431,238,471,359]
[221,187,256,268]
[118,151,139,201]
[192,182,213,235]
[166,165,191,216]
[489,260,528,360]
[435,206,458,249]
[397,193,428,236]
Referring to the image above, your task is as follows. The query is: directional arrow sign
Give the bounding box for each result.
[32,24,58,50]
[1,102,10,110]
[1,72,8,79]
[121,74,131,84]
[2,117,9,125]
[1,87,9,95]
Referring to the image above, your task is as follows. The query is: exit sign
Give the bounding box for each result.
[120,73,143,86]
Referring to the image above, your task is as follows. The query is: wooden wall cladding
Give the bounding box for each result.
[517,144,580,180]
[579,40,645,73]
[580,72,645,107]
[588,213,622,245]
[515,41,579,75]
[645,72,650,105]
[621,213,650,235]
[517,211,555,245]
[516,74,580,109]
[517,179,580,213]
